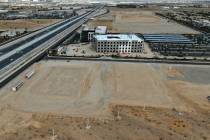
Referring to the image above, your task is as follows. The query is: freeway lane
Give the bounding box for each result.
[0,15,80,54]
[0,10,93,70]
[0,7,102,86]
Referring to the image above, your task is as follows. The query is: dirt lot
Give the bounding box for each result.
[88,8,200,34]
[0,19,61,31]
[64,43,154,58]
[0,61,209,140]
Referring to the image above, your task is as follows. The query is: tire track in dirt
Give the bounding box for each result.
[79,64,100,98]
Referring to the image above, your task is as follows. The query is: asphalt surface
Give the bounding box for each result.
[0,11,93,70]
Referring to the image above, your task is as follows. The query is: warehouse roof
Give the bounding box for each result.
[143,34,195,44]
[94,34,143,41]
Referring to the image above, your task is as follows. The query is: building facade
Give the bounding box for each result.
[80,26,95,42]
[93,34,144,53]
[80,26,107,42]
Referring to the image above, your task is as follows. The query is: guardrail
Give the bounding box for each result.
[46,55,210,65]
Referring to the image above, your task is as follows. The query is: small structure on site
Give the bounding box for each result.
[141,34,210,57]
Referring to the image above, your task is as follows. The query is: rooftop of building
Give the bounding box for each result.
[83,26,95,31]
[94,34,143,41]
[95,26,107,34]
[83,27,95,31]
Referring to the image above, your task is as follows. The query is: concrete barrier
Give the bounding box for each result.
[46,55,210,66]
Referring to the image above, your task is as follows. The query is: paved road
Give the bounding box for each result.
[0,9,95,70]
[0,16,80,53]
[0,7,101,86]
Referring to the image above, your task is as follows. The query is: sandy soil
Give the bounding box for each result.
[0,19,62,31]
[88,8,199,34]
[65,43,154,58]
[0,61,209,140]
[0,104,209,140]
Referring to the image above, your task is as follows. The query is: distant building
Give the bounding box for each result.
[192,19,210,28]
[20,0,30,2]
[93,34,144,53]
[173,6,180,9]
[161,6,170,10]
[201,20,210,27]
[31,0,39,2]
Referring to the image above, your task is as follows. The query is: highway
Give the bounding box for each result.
[0,7,101,87]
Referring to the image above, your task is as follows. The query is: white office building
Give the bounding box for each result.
[93,34,144,53]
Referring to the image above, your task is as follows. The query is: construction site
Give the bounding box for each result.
[0,5,209,140]
[0,60,209,140]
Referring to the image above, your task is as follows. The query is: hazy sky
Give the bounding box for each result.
[86,0,209,3]
[0,0,208,3]
[81,0,208,3]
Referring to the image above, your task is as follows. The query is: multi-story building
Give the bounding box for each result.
[80,26,108,42]
[93,34,144,53]
[80,26,95,42]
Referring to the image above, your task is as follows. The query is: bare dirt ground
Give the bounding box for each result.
[88,8,200,34]
[0,61,209,140]
[65,42,154,58]
[0,19,61,31]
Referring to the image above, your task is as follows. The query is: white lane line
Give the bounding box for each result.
[0,16,82,62]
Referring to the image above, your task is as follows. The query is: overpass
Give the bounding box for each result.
[0,7,102,87]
